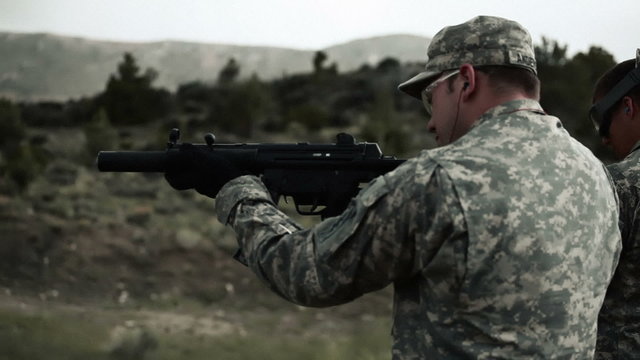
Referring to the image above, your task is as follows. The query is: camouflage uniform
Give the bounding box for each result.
[216,97,621,358]
[596,142,640,359]
[214,16,621,359]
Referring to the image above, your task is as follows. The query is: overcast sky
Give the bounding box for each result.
[1,0,638,63]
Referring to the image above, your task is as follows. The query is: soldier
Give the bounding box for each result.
[166,16,621,358]
[590,49,640,359]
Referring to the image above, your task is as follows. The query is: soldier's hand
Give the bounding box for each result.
[164,143,244,198]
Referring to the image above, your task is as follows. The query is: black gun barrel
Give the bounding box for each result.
[96,130,406,218]
[97,151,168,172]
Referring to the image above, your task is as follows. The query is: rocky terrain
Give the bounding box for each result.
[0,126,394,359]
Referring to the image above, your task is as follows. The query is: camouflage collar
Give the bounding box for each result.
[630,140,640,155]
[474,98,545,126]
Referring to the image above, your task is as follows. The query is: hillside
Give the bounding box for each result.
[0,32,430,101]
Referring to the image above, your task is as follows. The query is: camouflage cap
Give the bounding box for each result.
[399,15,537,99]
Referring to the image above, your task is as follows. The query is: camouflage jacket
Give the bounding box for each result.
[215,99,621,359]
[597,142,640,359]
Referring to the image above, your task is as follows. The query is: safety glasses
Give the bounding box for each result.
[421,70,460,116]
[590,49,640,137]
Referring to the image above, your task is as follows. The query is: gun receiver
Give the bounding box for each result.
[97,129,405,218]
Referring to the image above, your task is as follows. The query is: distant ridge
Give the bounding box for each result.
[0,32,430,101]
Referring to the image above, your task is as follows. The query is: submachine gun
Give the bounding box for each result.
[96,129,405,219]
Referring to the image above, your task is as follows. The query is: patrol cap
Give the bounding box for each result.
[398,15,537,99]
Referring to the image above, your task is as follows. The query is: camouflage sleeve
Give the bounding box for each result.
[607,164,637,246]
[215,160,463,307]
[599,158,640,357]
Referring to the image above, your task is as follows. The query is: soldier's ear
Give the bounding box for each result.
[622,96,636,117]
